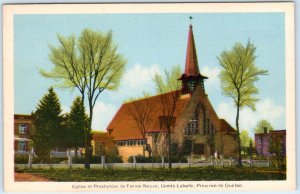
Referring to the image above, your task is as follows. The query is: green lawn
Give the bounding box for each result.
[15,167,286,181]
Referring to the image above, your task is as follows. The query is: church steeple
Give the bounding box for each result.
[185,24,199,77]
[179,19,208,94]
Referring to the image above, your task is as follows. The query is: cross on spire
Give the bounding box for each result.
[189,16,193,25]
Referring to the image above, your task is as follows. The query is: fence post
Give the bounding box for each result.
[188,156,191,168]
[210,156,213,166]
[67,149,72,169]
[267,158,270,167]
[221,155,224,168]
[162,156,165,168]
[229,157,232,167]
[101,155,105,170]
[28,148,33,168]
[133,155,137,169]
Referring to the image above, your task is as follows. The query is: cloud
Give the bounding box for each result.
[113,63,162,101]
[90,64,162,130]
[217,99,285,136]
[92,101,118,131]
[123,63,161,89]
[202,66,221,93]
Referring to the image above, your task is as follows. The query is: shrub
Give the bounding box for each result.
[128,155,188,163]
[73,157,85,164]
[73,155,123,164]
[15,155,28,164]
[128,155,155,163]
[106,155,123,163]
[14,155,67,164]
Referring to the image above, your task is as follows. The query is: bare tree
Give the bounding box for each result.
[154,66,182,169]
[126,93,154,157]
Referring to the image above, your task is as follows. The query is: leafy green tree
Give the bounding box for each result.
[240,130,251,155]
[218,41,268,166]
[248,139,254,159]
[154,64,182,94]
[153,64,182,169]
[40,28,126,168]
[254,120,274,134]
[269,134,284,157]
[66,97,88,159]
[32,87,63,159]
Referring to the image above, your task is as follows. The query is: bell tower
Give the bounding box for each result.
[179,17,208,94]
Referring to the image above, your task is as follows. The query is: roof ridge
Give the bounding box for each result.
[123,90,182,105]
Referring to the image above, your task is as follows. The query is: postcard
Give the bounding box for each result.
[3,2,295,192]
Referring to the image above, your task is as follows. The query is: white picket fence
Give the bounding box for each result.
[16,154,271,169]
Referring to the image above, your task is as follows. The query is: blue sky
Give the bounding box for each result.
[14,13,285,137]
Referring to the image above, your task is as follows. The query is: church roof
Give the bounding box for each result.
[106,92,191,141]
[92,132,116,150]
[181,24,207,79]
[219,119,236,133]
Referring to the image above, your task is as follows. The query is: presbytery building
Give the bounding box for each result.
[14,114,34,154]
[104,23,238,161]
[255,129,286,157]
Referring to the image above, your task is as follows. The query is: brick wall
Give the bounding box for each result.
[118,146,148,162]
[173,86,238,158]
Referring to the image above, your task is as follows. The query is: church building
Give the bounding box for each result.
[104,23,238,161]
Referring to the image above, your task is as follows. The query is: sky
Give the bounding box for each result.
[14,12,285,138]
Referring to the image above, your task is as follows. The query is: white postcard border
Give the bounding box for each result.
[3,2,295,192]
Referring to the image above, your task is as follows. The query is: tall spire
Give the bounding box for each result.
[179,18,208,94]
[184,24,200,76]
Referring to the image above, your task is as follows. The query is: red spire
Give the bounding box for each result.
[184,24,200,76]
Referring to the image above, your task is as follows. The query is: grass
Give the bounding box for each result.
[15,167,286,181]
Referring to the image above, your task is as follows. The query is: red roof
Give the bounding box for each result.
[92,132,115,148]
[255,129,286,135]
[14,114,32,119]
[106,92,191,141]
[219,119,236,133]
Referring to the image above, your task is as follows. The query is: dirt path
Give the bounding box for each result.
[15,172,51,182]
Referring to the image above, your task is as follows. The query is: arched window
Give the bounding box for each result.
[184,106,199,135]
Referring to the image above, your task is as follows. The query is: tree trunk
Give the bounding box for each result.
[84,100,93,169]
[84,131,91,169]
[167,130,172,169]
[236,104,242,167]
[75,147,78,159]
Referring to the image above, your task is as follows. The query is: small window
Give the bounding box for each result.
[142,139,147,145]
[258,140,261,145]
[19,124,28,134]
[18,141,26,152]
[118,141,125,146]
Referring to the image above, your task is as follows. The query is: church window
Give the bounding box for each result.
[142,139,147,145]
[184,115,198,135]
